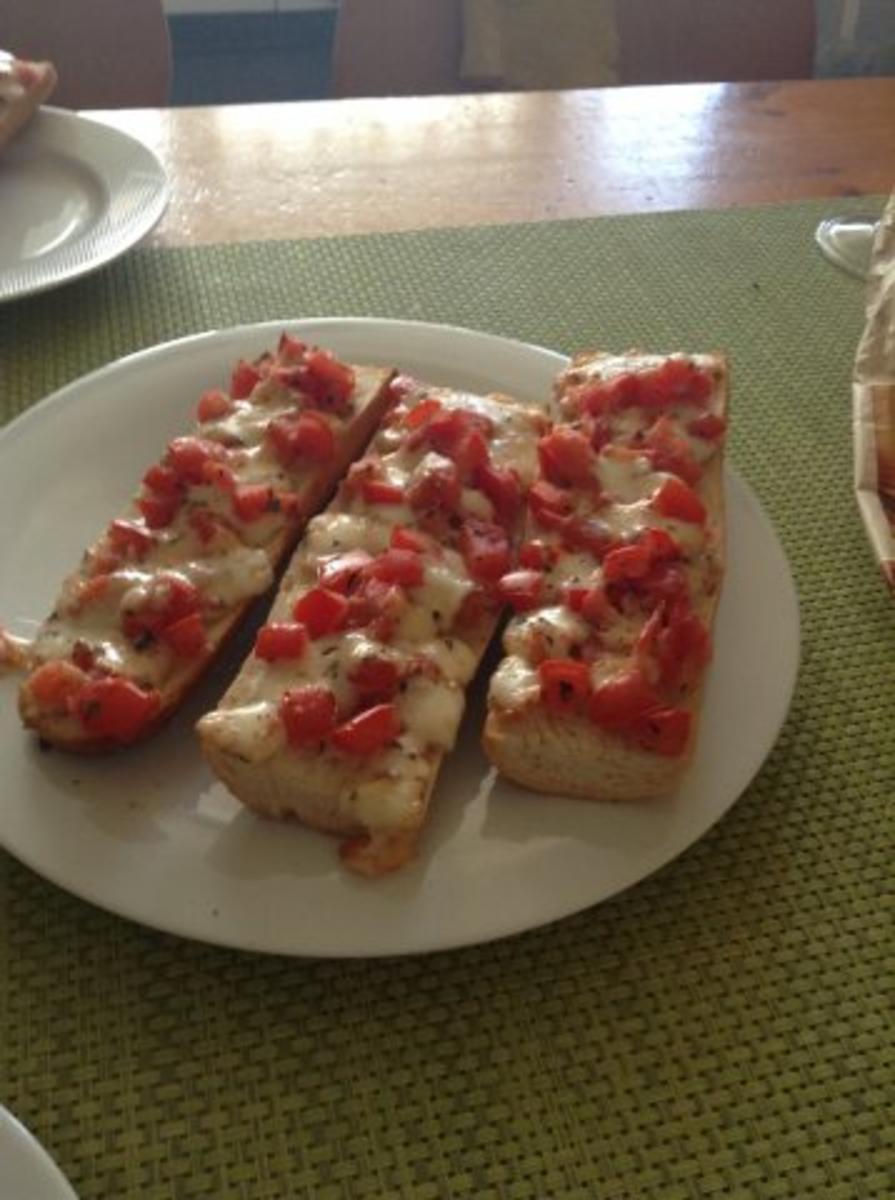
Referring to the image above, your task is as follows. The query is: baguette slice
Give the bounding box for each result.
[483,350,728,800]
[0,57,57,150]
[198,376,545,875]
[19,335,395,751]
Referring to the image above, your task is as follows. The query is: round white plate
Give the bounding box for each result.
[0,319,800,957]
[0,1107,78,1200]
[0,108,168,302]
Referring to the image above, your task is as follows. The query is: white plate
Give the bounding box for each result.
[0,108,168,302]
[0,319,799,957]
[0,1107,78,1200]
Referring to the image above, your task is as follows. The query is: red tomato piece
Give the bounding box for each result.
[361,479,405,506]
[602,541,653,583]
[162,612,208,659]
[197,389,233,422]
[138,492,181,529]
[519,540,548,569]
[107,519,153,558]
[587,667,661,732]
[563,516,613,558]
[369,548,424,588]
[75,676,161,743]
[279,685,337,747]
[230,359,262,400]
[167,436,227,486]
[564,582,612,625]
[329,703,401,754]
[143,463,181,496]
[459,519,511,584]
[644,415,702,486]
[318,550,373,594]
[539,658,591,714]
[293,587,349,638]
[633,706,692,757]
[423,408,493,460]
[268,411,335,465]
[277,332,307,362]
[649,358,713,407]
[404,397,442,429]
[390,525,430,554]
[687,412,726,440]
[254,621,309,662]
[476,463,522,525]
[28,660,88,710]
[498,569,543,612]
[407,460,461,513]
[232,484,277,523]
[293,349,355,411]
[529,480,573,530]
[538,428,594,488]
[652,477,706,524]
[349,656,401,702]
[639,601,711,689]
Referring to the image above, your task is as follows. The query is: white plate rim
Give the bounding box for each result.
[0,1107,78,1200]
[0,318,801,957]
[0,107,169,302]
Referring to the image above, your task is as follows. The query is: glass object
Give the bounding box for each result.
[815,216,879,279]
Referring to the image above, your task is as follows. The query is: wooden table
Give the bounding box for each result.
[96,77,894,248]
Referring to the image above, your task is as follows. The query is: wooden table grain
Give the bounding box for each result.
[96,77,894,247]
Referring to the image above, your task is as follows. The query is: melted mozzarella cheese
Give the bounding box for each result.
[505,605,591,660]
[398,676,465,750]
[489,655,540,710]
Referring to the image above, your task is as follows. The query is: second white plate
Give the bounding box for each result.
[0,319,799,956]
[0,107,168,302]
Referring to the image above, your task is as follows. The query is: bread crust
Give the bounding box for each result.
[484,351,728,801]
[18,361,395,752]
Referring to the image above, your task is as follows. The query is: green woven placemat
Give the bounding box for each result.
[2,200,892,1200]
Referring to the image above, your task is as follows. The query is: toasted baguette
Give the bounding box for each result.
[18,340,395,752]
[484,350,728,800]
[199,380,544,874]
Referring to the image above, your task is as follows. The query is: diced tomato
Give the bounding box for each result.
[268,411,335,465]
[143,463,181,496]
[293,587,349,638]
[349,656,401,703]
[423,408,493,460]
[230,358,262,399]
[167,436,227,486]
[107,519,153,559]
[122,573,201,642]
[75,676,161,743]
[390,525,431,554]
[643,414,702,486]
[345,578,405,640]
[687,412,726,441]
[277,332,307,362]
[68,574,112,614]
[138,492,181,529]
[404,396,442,429]
[232,484,277,523]
[539,658,591,715]
[27,660,88,710]
[204,460,237,494]
[563,516,612,558]
[652,477,706,524]
[162,612,208,659]
[197,389,233,422]
[455,586,494,631]
[361,479,405,506]
[279,685,337,747]
[498,569,543,612]
[648,358,713,407]
[602,527,680,585]
[564,582,612,625]
[459,519,510,584]
[575,372,642,416]
[538,428,594,488]
[638,600,711,690]
[453,430,491,478]
[253,621,309,662]
[292,349,355,411]
[318,551,373,594]
[188,509,222,545]
[588,416,614,452]
[329,703,401,754]
[407,460,461,513]
[517,540,557,570]
[587,667,661,733]
[476,463,521,526]
[369,548,424,588]
[633,706,692,757]
[529,480,573,530]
